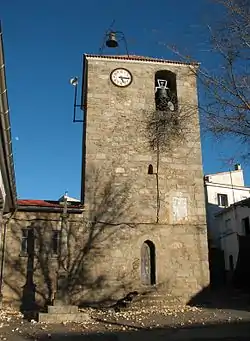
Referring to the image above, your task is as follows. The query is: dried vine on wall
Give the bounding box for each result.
[144,97,196,223]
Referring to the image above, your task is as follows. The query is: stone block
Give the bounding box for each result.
[47,305,79,314]
[38,312,90,324]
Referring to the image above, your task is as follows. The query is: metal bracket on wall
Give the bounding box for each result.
[70,77,84,123]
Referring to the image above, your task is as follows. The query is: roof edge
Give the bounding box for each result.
[17,199,84,211]
[83,54,199,67]
[205,169,243,177]
[17,205,84,214]
[0,23,17,211]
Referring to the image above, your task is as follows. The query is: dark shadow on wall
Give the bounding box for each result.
[208,246,226,289]
[25,320,250,341]
[188,284,250,313]
[20,226,36,312]
[233,235,250,290]
[188,234,250,312]
[3,167,135,313]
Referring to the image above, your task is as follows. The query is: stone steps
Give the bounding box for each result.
[47,305,79,314]
[38,311,90,323]
[38,304,90,324]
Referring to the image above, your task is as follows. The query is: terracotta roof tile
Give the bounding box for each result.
[17,199,82,209]
[84,54,198,66]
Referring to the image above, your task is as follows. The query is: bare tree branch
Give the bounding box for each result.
[169,0,249,160]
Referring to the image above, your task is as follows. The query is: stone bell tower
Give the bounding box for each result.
[80,54,209,303]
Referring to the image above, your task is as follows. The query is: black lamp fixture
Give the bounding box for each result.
[69,77,84,123]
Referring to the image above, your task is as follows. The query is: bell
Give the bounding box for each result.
[155,88,170,111]
[156,88,168,99]
[106,32,119,48]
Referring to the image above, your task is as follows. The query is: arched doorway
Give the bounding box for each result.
[141,240,156,285]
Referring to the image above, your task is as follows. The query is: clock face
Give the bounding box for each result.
[110,68,132,87]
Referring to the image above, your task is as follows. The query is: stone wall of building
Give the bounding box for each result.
[83,57,206,224]
[81,55,210,301]
[2,210,84,308]
[3,209,208,308]
[2,56,210,309]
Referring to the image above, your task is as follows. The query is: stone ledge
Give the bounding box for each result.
[47,305,79,314]
[38,312,91,324]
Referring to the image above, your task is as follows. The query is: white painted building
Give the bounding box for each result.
[215,198,250,272]
[204,165,250,248]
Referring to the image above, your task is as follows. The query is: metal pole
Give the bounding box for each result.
[55,193,68,305]
[73,84,78,123]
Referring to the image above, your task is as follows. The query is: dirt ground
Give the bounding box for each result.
[0,293,250,341]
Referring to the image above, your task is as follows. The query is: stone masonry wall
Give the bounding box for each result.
[3,211,84,307]
[84,57,206,225]
[3,209,208,308]
[82,56,210,302]
[2,56,210,308]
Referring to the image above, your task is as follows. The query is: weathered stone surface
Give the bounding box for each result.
[38,311,90,324]
[2,55,209,308]
[82,55,209,302]
[47,305,79,314]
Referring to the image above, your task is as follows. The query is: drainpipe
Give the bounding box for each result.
[54,193,69,305]
[229,170,238,278]
[229,170,237,233]
[0,22,17,211]
[0,208,17,306]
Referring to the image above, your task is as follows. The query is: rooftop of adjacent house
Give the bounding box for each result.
[57,194,80,203]
[215,197,250,216]
[84,54,199,66]
[204,164,249,188]
[205,164,242,177]
[17,199,83,211]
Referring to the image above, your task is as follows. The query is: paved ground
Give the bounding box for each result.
[0,290,249,340]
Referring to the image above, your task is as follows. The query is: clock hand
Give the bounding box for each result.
[119,76,130,82]
[119,76,126,84]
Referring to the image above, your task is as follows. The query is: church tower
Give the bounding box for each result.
[80,54,209,302]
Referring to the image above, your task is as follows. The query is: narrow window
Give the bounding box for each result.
[21,229,29,254]
[242,217,250,235]
[148,164,154,175]
[52,230,60,255]
[229,255,234,271]
[21,229,34,255]
[217,194,228,207]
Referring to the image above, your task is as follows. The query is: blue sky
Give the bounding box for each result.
[1,0,248,200]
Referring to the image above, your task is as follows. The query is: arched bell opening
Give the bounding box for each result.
[155,70,178,112]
